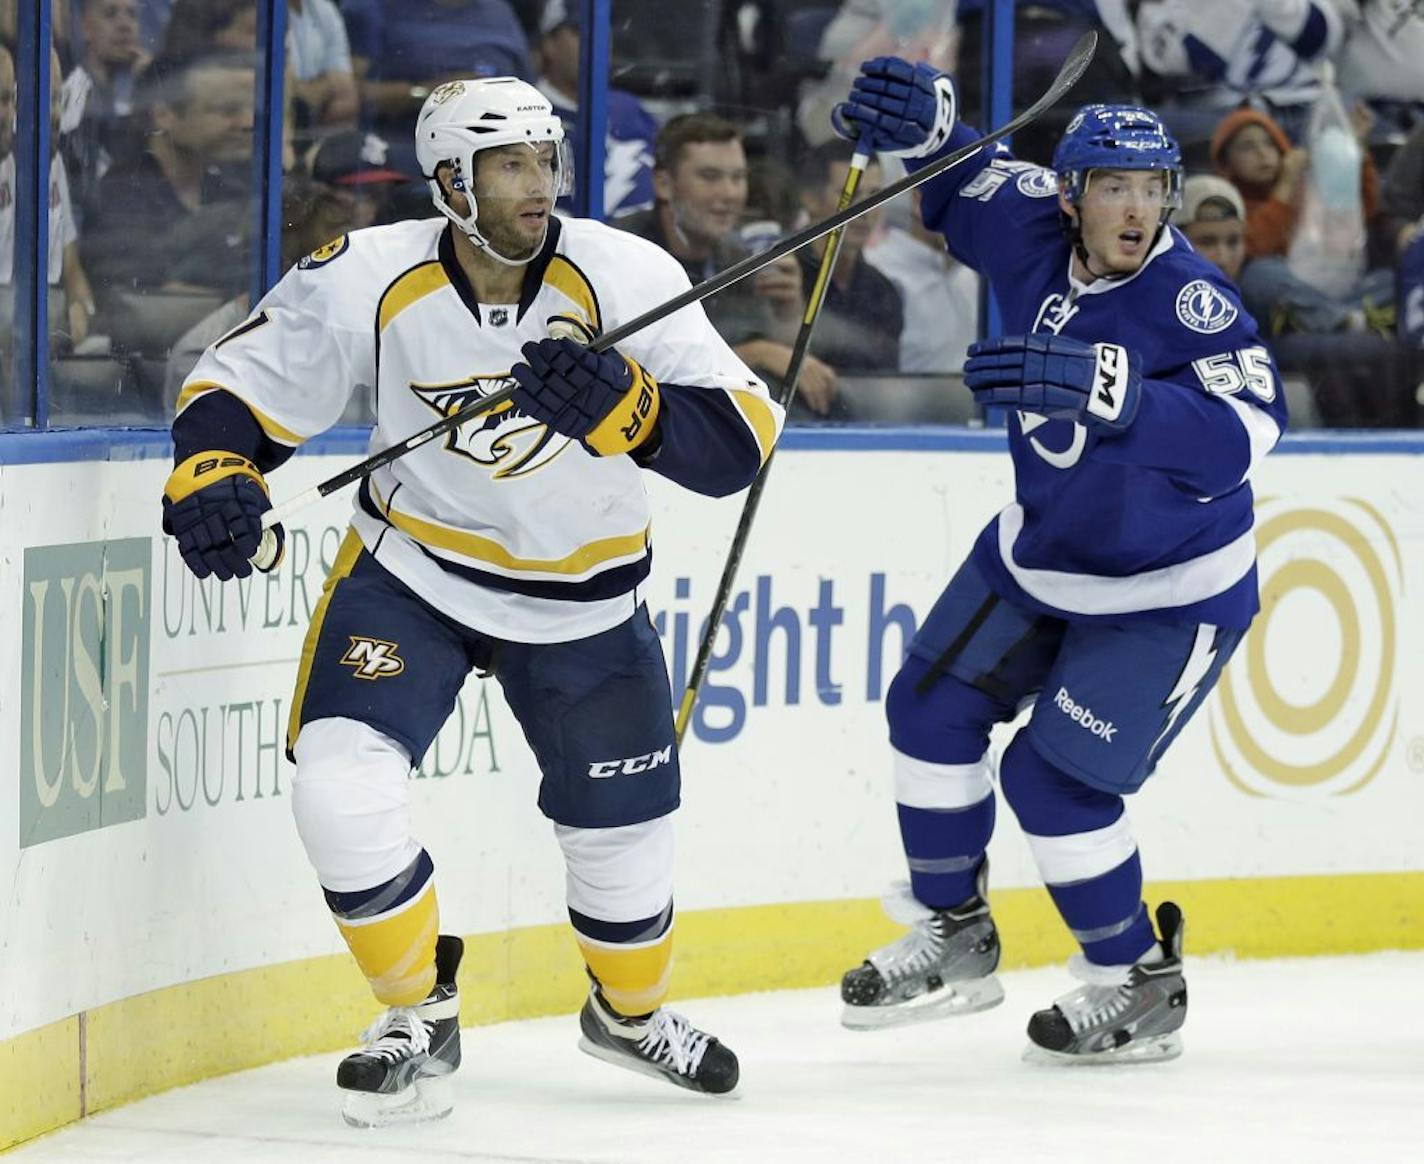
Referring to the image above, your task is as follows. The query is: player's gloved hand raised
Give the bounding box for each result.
[510,336,661,457]
[832,57,957,159]
[162,451,286,580]
[964,334,1142,433]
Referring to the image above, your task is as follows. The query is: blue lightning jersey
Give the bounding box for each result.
[912,124,1288,629]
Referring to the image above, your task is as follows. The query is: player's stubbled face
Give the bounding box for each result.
[472,143,557,258]
[1075,170,1170,276]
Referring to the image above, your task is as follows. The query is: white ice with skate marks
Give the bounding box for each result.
[14,952,1420,1164]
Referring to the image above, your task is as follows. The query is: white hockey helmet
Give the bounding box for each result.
[415,77,573,264]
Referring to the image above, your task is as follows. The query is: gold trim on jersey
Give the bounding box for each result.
[543,255,601,333]
[175,380,306,447]
[287,529,365,756]
[727,387,779,465]
[370,479,649,578]
[378,261,450,333]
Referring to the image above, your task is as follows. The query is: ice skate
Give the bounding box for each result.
[840,867,1003,1030]
[1025,902,1187,1066]
[578,984,739,1095]
[338,934,463,1127]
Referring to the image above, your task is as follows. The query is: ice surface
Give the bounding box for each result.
[12,952,1420,1163]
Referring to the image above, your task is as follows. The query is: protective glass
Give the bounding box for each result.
[467,139,575,203]
[1082,170,1183,211]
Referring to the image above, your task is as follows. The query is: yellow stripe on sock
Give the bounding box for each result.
[335,881,440,1007]
[577,929,674,1017]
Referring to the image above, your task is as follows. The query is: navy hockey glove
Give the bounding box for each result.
[510,336,661,457]
[831,57,957,159]
[162,451,285,580]
[964,334,1141,432]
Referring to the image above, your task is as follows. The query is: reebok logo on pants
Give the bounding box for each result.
[1053,686,1117,742]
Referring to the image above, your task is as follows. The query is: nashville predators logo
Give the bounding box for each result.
[429,80,466,105]
[340,636,405,680]
[411,375,569,479]
[299,234,349,269]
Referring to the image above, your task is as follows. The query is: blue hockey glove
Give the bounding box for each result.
[964,334,1141,432]
[510,336,661,457]
[831,57,957,159]
[162,451,285,580]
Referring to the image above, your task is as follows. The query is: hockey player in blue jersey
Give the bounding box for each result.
[831,65,1287,1062]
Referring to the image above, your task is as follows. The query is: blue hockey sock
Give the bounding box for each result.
[896,794,995,909]
[886,660,1009,910]
[1045,850,1156,966]
[999,735,1156,967]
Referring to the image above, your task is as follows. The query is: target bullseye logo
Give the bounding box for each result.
[1210,499,1400,798]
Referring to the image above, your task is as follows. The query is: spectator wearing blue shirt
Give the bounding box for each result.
[535,0,657,219]
[288,0,359,130]
[342,0,531,140]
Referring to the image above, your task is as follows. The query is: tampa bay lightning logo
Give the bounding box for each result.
[1175,280,1238,335]
[1016,167,1060,198]
[410,376,569,480]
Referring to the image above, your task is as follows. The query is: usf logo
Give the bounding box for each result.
[341,636,406,680]
[20,540,150,847]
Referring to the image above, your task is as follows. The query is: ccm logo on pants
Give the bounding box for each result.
[588,747,673,778]
[1053,687,1117,742]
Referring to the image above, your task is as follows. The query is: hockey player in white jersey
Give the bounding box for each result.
[161,78,783,1122]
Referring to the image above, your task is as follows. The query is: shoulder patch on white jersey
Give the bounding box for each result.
[1175,279,1238,334]
[298,234,349,270]
[1016,167,1060,198]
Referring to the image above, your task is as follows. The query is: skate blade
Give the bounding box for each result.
[841,975,1004,1031]
[341,1074,454,1127]
[1022,1031,1183,1067]
[577,1037,739,1098]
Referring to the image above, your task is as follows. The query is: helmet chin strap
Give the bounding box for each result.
[431,182,545,268]
[1063,205,1169,284]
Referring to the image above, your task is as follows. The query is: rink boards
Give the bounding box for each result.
[2,428,1422,1146]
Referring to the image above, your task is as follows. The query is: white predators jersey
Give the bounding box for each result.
[178,216,780,642]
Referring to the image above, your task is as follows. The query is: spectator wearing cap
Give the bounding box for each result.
[1187,154,1417,427]
[535,0,658,219]
[164,132,408,409]
[1174,174,1248,282]
[287,0,360,130]
[306,129,412,232]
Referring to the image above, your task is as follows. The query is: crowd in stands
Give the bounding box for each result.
[2,0,1423,428]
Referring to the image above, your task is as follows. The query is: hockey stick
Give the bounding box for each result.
[673,148,870,744]
[250,30,1096,568]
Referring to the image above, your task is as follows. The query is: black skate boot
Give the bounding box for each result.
[840,866,1003,1030]
[338,933,463,1126]
[578,983,739,1095]
[1026,902,1187,1065]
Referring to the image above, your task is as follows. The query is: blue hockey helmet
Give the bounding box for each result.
[1053,104,1183,213]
